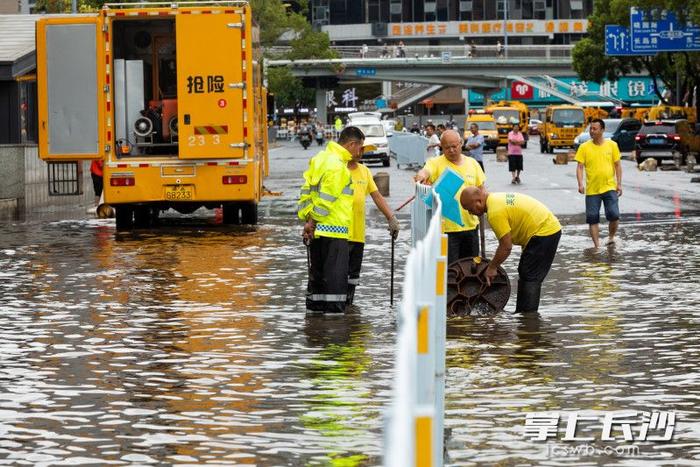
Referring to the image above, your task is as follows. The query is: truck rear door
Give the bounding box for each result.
[36,17,104,160]
[176,10,246,159]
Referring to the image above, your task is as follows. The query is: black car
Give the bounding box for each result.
[634,120,687,165]
[573,118,641,152]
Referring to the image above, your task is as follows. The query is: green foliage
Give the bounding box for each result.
[267,67,314,108]
[572,0,700,105]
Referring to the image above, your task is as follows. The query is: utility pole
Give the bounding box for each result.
[503,0,508,57]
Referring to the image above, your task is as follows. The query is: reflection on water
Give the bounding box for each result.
[0,215,698,465]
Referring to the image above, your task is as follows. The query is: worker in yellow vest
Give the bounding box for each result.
[298,126,364,314]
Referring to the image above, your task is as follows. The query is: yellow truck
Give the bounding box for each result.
[486,100,530,148]
[36,1,269,229]
[539,105,586,153]
[646,105,696,125]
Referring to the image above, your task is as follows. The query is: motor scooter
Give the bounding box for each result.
[299,131,311,149]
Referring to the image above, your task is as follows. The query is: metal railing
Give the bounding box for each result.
[265,44,574,61]
[385,185,447,467]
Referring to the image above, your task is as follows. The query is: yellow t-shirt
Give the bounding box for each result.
[574,139,621,195]
[486,192,561,247]
[348,163,378,243]
[424,155,486,233]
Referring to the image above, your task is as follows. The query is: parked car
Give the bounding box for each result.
[528,118,542,135]
[347,112,391,167]
[573,118,642,152]
[634,120,688,165]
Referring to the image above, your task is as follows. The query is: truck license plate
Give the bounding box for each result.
[164,185,194,200]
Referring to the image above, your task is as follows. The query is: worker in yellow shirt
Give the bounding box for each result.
[460,186,561,313]
[347,147,400,306]
[575,118,622,248]
[414,129,486,265]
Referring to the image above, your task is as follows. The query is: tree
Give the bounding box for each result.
[572,0,700,106]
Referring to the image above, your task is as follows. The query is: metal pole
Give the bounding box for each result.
[390,234,396,305]
[503,0,508,57]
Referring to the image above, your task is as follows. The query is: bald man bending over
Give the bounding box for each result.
[460,186,562,313]
[415,130,486,265]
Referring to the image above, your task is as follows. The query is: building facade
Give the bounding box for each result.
[312,0,594,44]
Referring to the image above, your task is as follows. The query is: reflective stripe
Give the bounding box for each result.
[313,206,330,217]
[319,191,337,202]
[342,185,353,196]
[348,278,360,285]
[309,184,320,192]
[310,293,347,302]
[300,188,311,195]
[298,200,312,209]
[316,224,348,234]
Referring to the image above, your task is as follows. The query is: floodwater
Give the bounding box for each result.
[0,209,699,465]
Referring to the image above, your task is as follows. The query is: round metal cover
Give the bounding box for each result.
[447,256,511,315]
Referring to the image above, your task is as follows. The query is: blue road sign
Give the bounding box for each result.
[630,8,700,52]
[605,25,642,56]
[355,67,376,77]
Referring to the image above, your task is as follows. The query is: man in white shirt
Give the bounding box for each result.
[425,123,441,158]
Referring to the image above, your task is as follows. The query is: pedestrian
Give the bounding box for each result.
[381,44,389,58]
[346,148,400,306]
[507,122,525,184]
[470,41,477,58]
[414,130,486,265]
[334,116,343,139]
[425,123,440,157]
[436,123,446,137]
[398,40,406,58]
[90,159,104,208]
[361,43,368,58]
[460,186,561,313]
[465,123,485,172]
[575,118,622,248]
[298,126,365,314]
[496,40,504,58]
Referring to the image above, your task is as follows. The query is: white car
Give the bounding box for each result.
[347,112,391,167]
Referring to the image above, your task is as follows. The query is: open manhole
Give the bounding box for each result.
[447,257,511,315]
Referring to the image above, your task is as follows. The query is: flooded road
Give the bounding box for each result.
[1,140,699,465]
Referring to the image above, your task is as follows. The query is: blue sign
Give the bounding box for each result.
[468,77,666,105]
[375,98,387,109]
[421,168,464,227]
[356,67,376,77]
[630,8,700,52]
[605,25,640,56]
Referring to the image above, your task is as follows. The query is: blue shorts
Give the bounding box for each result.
[585,190,620,224]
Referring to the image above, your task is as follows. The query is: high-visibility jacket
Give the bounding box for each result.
[298,141,354,239]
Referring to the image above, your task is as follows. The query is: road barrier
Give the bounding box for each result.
[385,184,447,467]
[390,132,429,170]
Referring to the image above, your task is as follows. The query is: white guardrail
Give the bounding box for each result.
[385,184,447,467]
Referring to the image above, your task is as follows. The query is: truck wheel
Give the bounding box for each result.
[383,157,390,167]
[241,202,258,225]
[222,203,241,225]
[134,207,153,228]
[547,145,554,154]
[115,206,134,230]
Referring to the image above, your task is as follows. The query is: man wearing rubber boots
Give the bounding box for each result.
[298,126,364,314]
[459,186,561,313]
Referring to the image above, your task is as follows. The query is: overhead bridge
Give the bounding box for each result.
[266,45,576,92]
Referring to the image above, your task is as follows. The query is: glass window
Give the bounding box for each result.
[552,109,584,125]
[354,124,386,137]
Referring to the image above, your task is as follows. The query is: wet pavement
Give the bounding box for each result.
[0,138,699,465]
